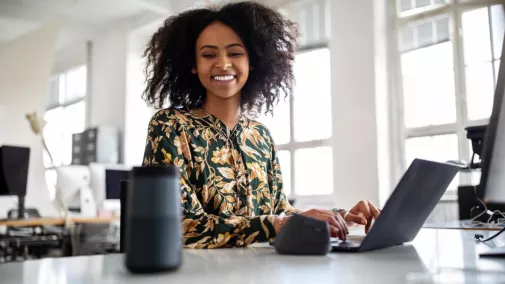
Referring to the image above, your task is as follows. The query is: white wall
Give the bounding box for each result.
[330,0,388,209]
[88,21,128,162]
[52,40,87,75]
[87,20,159,166]
[0,20,61,218]
[124,30,157,167]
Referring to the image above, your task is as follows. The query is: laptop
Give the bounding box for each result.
[331,158,460,252]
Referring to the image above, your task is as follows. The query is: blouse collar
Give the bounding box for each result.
[188,107,250,134]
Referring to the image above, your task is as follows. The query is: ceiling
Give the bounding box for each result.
[0,0,290,49]
[0,0,178,48]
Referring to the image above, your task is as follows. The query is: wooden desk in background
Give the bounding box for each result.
[0,217,119,227]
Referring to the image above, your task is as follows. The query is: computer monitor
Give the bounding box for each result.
[103,169,128,214]
[0,145,30,219]
[478,32,505,205]
[105,169,128,200]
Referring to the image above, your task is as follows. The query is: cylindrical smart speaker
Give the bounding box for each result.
[124,166,182,273]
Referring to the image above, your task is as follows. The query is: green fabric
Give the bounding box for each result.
[142,107,301,248]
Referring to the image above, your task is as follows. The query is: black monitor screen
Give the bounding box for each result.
[105,169,128,200]
[0,145,30,197]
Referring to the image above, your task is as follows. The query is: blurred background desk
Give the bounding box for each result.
[0,216,119,227]
[0,216,120,263]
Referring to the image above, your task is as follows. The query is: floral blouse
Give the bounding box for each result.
[142,107,301,248]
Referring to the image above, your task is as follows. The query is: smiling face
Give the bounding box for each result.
[193,21,250,102]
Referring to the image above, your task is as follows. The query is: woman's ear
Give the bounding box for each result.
[191,68,197,74]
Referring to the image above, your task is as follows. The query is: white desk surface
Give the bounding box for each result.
[1,229,504,284]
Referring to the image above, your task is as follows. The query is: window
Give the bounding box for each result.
[257,0,331,200]
[43,65,87,199]
[393,1,505,192]
[258,47,332,198]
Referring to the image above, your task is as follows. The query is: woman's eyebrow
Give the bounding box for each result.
[200,43,244,51]
[200,45,217,50]
[225,43,244,49]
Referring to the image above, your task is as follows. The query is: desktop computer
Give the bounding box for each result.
[478,35,505,208]
[0,145,30,219]
[103,169,128,214]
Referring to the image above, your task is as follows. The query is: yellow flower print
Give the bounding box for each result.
[161,148,172,164]
[211,147,231,165]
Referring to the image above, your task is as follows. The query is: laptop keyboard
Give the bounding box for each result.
[330,235,366,245]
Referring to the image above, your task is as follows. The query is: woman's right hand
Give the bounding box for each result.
[276,209,348,241]
[300,209,348,240]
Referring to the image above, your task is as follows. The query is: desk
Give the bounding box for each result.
[0,229,504,284]
[0,217,119,227]
[424,220,503,231]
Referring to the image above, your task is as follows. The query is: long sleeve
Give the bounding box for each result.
[142,110,277,248]
[269,144,303,216]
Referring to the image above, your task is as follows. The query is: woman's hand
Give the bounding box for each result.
[340,200,381,234]
[275,209,348,240]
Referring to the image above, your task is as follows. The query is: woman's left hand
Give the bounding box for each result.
[334,200,381,234]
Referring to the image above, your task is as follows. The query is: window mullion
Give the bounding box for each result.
[451,5,472,183]
[488,5,498,84]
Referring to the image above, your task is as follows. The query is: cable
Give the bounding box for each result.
[461,168,505,229]
[475,226,505,243]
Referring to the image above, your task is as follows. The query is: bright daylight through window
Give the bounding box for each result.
[395,0,505,192]
[43,65,87,199]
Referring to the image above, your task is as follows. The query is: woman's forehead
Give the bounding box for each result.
[196,21,244,48]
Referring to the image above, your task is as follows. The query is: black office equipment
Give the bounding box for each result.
[465,125,486,169]
[273,214,331,255]
[72,126,120,165]
[105,169,128,200]
[330,159,459,252]
[0,145,30,219]
[478,246,505,258]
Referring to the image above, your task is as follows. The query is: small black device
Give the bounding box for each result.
[124,166,182,273]
[0,145,30,219]
[273,214,331,255]
[330,158,459,252]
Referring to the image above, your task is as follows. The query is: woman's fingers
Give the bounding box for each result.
[368,200,381,219]
[335,214,348,236]
[328,216,346,241]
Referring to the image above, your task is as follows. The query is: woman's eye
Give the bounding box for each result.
[202,54,216,58]
[229,53,243,57]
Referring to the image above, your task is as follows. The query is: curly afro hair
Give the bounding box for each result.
[142,1,299,115]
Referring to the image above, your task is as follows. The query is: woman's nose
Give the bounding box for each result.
[216,55,231,70]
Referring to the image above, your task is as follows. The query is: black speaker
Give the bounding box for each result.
[0,145,30,219]
[119,180,128,253]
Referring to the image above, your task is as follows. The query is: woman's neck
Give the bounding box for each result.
[203,92,241,130]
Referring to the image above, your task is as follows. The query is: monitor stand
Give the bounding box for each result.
[3,195,30,220]
[16,195,25,219]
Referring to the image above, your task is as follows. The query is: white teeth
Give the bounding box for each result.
[214,75,235,81]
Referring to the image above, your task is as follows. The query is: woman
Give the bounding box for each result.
[142,1,380,248]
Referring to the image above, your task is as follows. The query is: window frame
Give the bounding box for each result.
[43,65,88,198]
[391,0,505,197]
[272,44,333,202]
